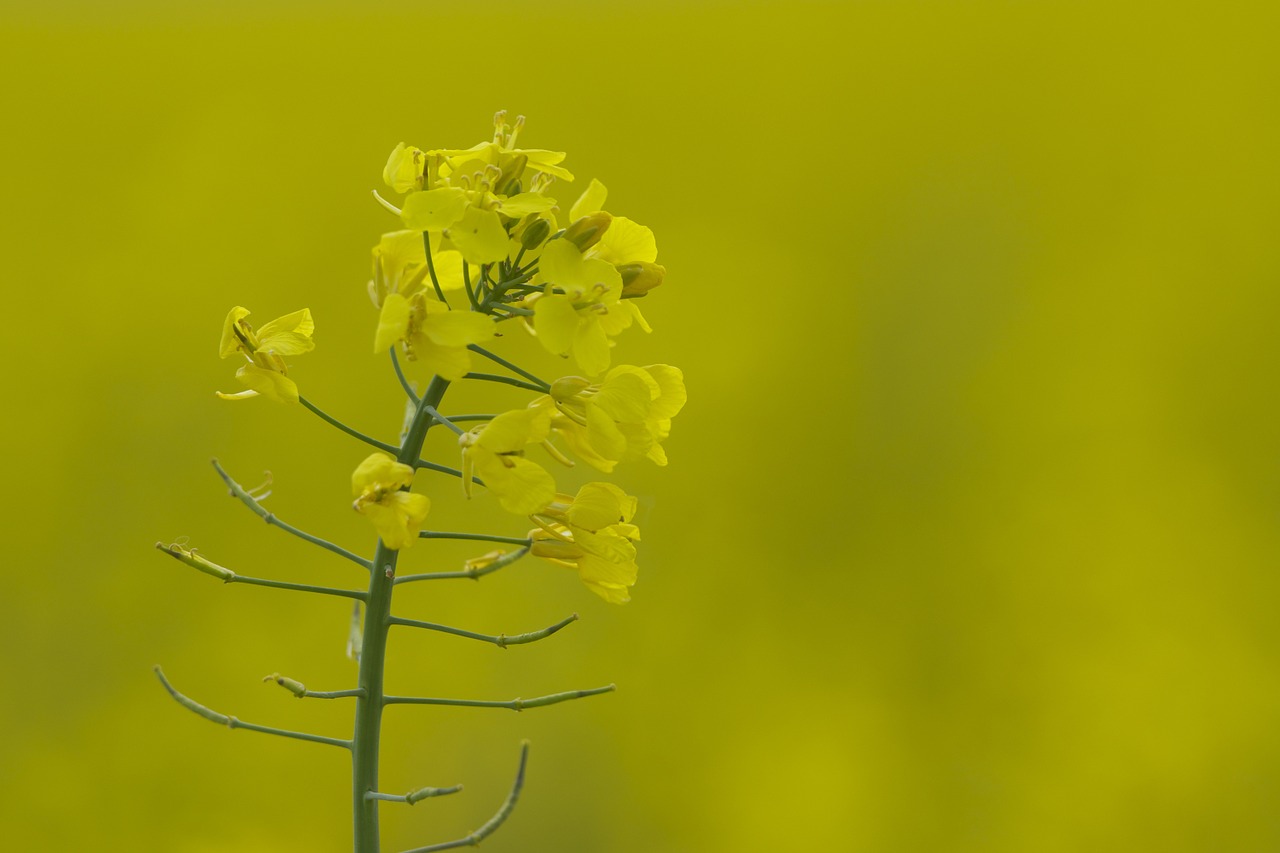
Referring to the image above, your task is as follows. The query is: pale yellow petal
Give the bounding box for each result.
[374,293,411,354]
[400,187,468,231]
[219,306,251,358]
[594,216,657,264]
[569,178,607,222]
[448,206,509,265]
[533,295,579,356]
[235,364,298,404]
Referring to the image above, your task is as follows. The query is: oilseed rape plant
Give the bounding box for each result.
[155,112,686,853]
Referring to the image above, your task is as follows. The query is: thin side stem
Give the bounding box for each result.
[384,684,616,711]
[419,531,532,546]
[423,232,448,305]
[300,396,398,454]
[397,742,529,853]
[229,574,367,601]
[395,546,531,584]
[387,613,578,648]
[462,372,547,394]
[367,785,463,804]
[466,345,551,391]
[212,460,372,571]
[390,349,421,404]
[423,406,464,436]
[154,667,351,750]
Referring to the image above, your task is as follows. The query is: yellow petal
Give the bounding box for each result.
[257,309,316,356]
[421,310,495,348]
[430,249,467,291]
[569,178,607,222]
[383,143,424,194]
[498,192,557,217]
[400,187,468,231]
[351,452,414,495]
[584,403,627,461]
[643,364,686,420]
[448,206,509,265]
[476,455,556,515]
[478,406,552,453]
[573,318,611,376]
[374,293,411,354]
[234,363,298,403]
[414,337,472,382]
[565,482,633,530]
[533,295,579,356]
[219,306,251,358]
[554,417,618,473]
[594,216,657,264]
[591,371,652,423]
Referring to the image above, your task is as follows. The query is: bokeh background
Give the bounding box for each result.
[3,1,1280,850]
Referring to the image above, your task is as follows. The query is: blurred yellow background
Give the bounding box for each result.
[3,1,1279,850]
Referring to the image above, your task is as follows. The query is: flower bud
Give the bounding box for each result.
[496,154,528,196]
[156,542,236,581]
[618,262,667,297]
[520,218,552,250]
[264,673,307,697]
[550,376,591,401]
[564,212,612,251]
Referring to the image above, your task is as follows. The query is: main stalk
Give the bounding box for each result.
[352,376,450,853]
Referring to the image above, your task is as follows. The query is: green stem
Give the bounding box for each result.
[154,667,351,750]
[466,345,551,390]
[422,406,464,436]
[212,460,372,571]
[228,574,367,601]
[367,785,463,804]
[418,531,532,546]
[422,233,448,305]
[387,612,577,648]
[352,375,450,853]
[383,684,616,711]
[462,262,479,310]
[462,372,547,394]
[400,743,528,853]
[300,396,398,454]
[389,349,420,404]
[394,546,531,584]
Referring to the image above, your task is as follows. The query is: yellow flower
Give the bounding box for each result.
[538,364,687,471]
[217,306,315,403]
[458,406,557,515]
[529,483,641,604]
[351,453,429,550]
[373,290,495,381]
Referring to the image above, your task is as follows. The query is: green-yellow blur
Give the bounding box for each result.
[2,1,1279,850]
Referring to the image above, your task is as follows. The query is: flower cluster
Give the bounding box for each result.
[215,113,685,604]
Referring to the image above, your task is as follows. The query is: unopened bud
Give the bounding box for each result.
[264,673,307,697]
[520,218,552,250]
[564,212,612,251]
[619,262,667,297]
[550,376,591,401]
[156,542,236,581]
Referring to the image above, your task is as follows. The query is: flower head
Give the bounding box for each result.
[217,306,315,403]
[351,453,430,549]
[529,482,641,604]
[538,364,686,471]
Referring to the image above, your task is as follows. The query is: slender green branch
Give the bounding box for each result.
[423,232,448,305]
[153,667,352,750]
[300,396,399,454]
[388,613,578,648]
[390,349,421,404]
[395,546,531,584]
[212,460,373,571]
[264,673,366,699]
[462,261,479,310]
[384,684,616,711]
[434,413,498,423]
[419,531,532,546]
[423,405,465,436]
[368,785,464,805]
[156,543,367,600]
[466,345,551,390]
[462,372,547,394]
[398,742,529,853]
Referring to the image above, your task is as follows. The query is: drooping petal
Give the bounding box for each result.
[643,364,687,420]
[234,363,298,403]
[565,482,634,530]
[351,452,414,496]
[584,403,627,461]
[591,371,652,424]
